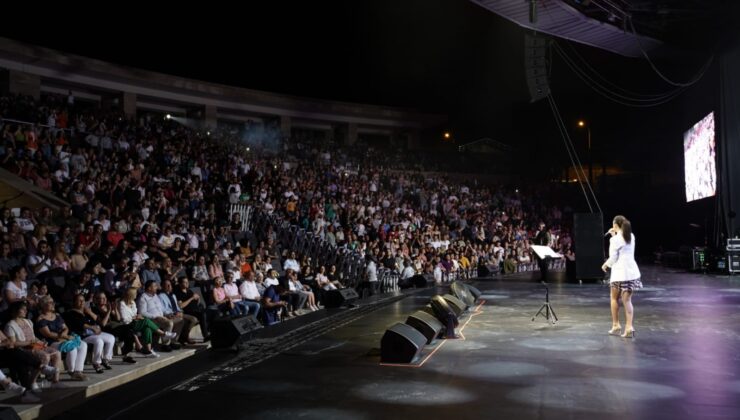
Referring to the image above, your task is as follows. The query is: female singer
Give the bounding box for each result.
[602,215,642,338]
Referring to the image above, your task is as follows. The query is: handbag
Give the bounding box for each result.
[58,334,82,353]
[28,341,46,351]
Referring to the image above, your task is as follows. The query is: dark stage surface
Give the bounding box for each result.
[70,266,740,420]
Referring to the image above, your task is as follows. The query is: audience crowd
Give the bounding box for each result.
[0,92,575,402]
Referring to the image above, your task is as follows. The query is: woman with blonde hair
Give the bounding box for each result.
[35,296,88,381]
[118,287,174,357]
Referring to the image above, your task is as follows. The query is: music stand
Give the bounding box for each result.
[531,281,558,325]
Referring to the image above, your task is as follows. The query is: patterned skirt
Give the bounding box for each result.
[610,278,643,292]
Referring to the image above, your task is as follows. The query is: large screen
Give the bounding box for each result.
[684,111,716,202]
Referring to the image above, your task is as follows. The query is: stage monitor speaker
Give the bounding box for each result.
[442,294,466,316]
[323,288,359,308]
[574,213,605,280]
[466,284,482,300]
[406,310,443,344]
[380,322,427,364]
[525,34,551,103]
[430,295,459,327]
[210,314,262,349]
[451,282,475,307]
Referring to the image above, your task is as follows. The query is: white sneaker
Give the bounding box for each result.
[41,366,57,377]
[164,331,177,340]
[5,382,25,396]
[30,382,42,394]
[21,391,41,403]
[147,350,160,358]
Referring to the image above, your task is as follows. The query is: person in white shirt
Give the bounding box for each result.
[138,281,180,351]
[283,251,300,273]
[238,271,262,314]
[602,215,642,339]
[264,270,280,287]
[120,287,174,357]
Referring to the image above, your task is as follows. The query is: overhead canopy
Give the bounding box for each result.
[0,168,68,211]
[469,0,662,57]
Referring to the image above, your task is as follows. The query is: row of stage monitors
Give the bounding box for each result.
[380,281,482,364]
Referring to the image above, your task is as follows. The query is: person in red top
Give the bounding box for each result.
[105,224,124,248]
[78,224,95,248]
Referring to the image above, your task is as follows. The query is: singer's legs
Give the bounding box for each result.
[621,290,634,331]
[610,286,621,329]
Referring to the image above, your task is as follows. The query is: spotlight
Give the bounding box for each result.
[246,147,250,152]
[443,132,451,140]
[166,114,172,120]
[578,120,585,127]
[206,131,211,136]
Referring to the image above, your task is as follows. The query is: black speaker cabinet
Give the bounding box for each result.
[211,314,262,348]
[323,288,359,308]
[466,284,482,300]
[380,322,427,364]
[430,295,459,327]
[574,213,605,280]
[451,282,475,307]
[442,294,466,316]
[405,311,443,344]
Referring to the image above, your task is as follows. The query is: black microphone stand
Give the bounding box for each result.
[531,281,558,325]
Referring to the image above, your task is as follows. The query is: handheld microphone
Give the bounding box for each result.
[604,230,612,237]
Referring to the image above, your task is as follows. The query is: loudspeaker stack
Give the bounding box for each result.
[380,282,480,363]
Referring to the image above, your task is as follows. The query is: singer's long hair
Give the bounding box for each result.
[613,215,632,244]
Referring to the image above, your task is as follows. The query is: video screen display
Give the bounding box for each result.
[684,111,716,202]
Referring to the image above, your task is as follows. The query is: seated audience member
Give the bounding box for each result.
[89,291,139,363]
[287,270,318,314]
[138,281,182,351]
[63,293,116,373]
[2,265,28,311]
[211,276,237,316]
[315,265,337,291]
[119,287,175,357]
[261,284,288,325]
[4,301,62,384]
[175,277,209,341]
[35,296,88,381]
[0,330,41,403]
[159,279,199,345]
[238,271,262,316]
[139,258,162,286]
[223,271,252,316]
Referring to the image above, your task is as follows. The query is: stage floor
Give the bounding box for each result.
[77,266,740,420]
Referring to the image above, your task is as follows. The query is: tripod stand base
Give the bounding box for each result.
[531,302,558,324]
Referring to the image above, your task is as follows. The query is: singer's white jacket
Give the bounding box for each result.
[605,233,641,282]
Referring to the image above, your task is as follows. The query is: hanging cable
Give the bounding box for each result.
[553,43,689,107]
[549,92,602,214]
[627,16,715,88]
[559,40,683,99]
[550,92,602,214]
[547,94,594,213]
